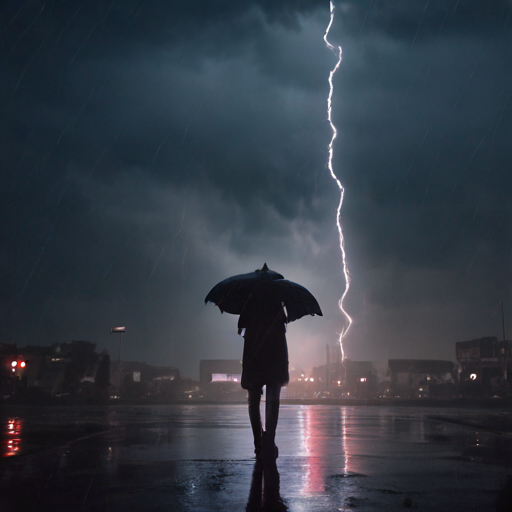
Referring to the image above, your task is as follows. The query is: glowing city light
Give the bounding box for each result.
[11,361,17,367]
[470,373,477,380]
[324,1,352,361]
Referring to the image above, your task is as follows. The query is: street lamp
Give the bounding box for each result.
[110,326,126,361]
[110,326,126,390]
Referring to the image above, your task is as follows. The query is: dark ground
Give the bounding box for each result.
[1,404,512,511]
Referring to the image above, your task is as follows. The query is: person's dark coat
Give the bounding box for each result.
[238,283,289,390]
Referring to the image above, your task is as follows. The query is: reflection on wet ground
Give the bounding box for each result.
[1,405,511,511]
[2,417,22,457]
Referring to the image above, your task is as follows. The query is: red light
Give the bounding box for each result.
[11,361,17,367]
[20,361,26,368]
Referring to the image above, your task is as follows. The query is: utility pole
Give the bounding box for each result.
[502,301,506,342]
[326,343,330,391]
[502,302,508,384]
[110,326,126,391]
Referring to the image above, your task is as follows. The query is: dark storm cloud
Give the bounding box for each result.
[324,0,511,360]
[1,0,511,376]
[2,0,320,63]
[2,0,328,191]
[333,5,511,272]
[339,0,511,42]
[11,3,298,354]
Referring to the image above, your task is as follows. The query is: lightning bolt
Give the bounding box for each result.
[324,1,352,361]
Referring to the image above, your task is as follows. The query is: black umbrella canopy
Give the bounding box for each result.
[205,264,322,322]
[205,263,284,315]
[259,279,323,323]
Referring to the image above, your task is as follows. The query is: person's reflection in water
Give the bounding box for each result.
[246,459,263,511]
[246,458,288,512]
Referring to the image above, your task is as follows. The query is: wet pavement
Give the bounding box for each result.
[1,404,512,511]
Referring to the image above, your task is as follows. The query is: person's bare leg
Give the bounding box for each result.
[265,384,281,440]
[248,387,263,455]
[263,384,281,458]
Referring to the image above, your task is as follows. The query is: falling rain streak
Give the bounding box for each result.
[324,2,352,361]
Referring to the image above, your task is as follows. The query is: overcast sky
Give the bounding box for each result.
[1,0,511,379]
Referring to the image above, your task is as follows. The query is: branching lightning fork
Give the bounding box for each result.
[324,1,352,361]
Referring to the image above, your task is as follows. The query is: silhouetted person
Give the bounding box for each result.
[238,282,289,459]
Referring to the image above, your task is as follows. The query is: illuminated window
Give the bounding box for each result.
[211,374,241,382]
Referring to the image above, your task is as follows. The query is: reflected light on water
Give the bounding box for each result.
[341,407,349,475]
[3,418,22,457]
[303,406,325,494]
[301,406,351,495]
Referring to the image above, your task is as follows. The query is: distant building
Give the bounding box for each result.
[199,360,245,400]
[0,344,26,397]
[199,360,242,390]
[286,367,318,398]
[456,337,511,397]
[114,361,180,398]
[0,343,17,354]
[387,359,455,398]
[344,360,377,398]
[309,360,377,398]
[311,362,344,391]
[1,341,102,398]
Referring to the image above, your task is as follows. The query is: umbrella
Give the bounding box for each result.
[204,263,284,315]
[205,264,323,323]
[256,279,322,323]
